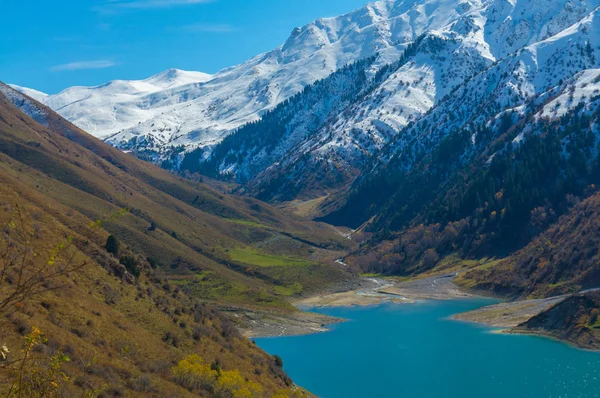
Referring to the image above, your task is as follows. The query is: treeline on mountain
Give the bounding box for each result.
[465,190,600,298]
[338,94,600,296]
[177,35,432,202]
[178,57,375,180]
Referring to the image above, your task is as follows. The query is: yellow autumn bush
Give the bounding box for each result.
[215,369,262,397]
[171,354,218,391]
[172,355,263,397]
[6,327,71,398]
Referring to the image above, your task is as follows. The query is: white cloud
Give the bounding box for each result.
[51,60,116,72]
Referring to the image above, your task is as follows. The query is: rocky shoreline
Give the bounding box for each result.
[240,274,599,352]
[241,274,476,338]
[451,295,567,328]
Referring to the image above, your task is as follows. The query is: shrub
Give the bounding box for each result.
[119,256,140,278]
[128,374,155,393]
[215,369,262,398]
[105,235,120,257]
[172,355,218,391]
[172,355,263,397]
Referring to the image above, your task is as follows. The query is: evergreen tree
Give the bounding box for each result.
[105,235,120,256]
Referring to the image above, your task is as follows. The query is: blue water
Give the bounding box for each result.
[255,299,600,398]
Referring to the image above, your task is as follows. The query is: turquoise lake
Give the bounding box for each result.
[255,299,600,397]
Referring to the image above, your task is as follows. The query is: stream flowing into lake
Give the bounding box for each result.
[255,299,600,398]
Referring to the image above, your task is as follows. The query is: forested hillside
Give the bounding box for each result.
[336,74,600,298]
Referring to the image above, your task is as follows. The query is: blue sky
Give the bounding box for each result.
[1,0,371,94]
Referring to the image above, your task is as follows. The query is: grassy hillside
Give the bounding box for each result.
[0,83,354,310]
[0,193,302,396]
[0,84,355,396]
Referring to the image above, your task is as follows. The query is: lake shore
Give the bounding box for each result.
[243,274,600,352]
[294,273,472,308]
[242,274,478,338]
[451,295,567,328]
[238,309,342,338]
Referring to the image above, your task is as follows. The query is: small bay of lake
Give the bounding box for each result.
[255,299,600,397]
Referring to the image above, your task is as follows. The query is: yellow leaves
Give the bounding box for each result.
[23,327,46,352]
[10,327,70,397]
[274,389,310,398]
[215,369,244,391]
[8,221,16,229]
[173,355,263,397]
[89,220,102,229]
[90,208,129,230]
[172,355,218,391]
[216,369,262,398]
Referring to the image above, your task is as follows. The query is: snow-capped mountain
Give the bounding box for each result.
[11,0,600,203]
[11,69,213,139]
[176,0,600,201]
[11,0,543,151]
[323,3,600,228]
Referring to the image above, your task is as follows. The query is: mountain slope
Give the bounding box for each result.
[0,82,354,310]
[324,4,600,228]
[333,64,600,297]
[11,69,213,139]
[15,1,600,203]
[19,0,577,157]
[516,291,600,350]
[174,0,600,202]
[0,85,319,396]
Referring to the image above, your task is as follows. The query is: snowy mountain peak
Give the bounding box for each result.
[8,84,49,103]
[11,0,600,184]
[143,68,213,89]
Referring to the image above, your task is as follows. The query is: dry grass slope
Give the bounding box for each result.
[0,84,356,396]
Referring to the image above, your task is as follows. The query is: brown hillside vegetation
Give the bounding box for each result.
[0,84,354,395]
[462,191,600,298]
[516,291,600,350]
[0,83,354,309]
